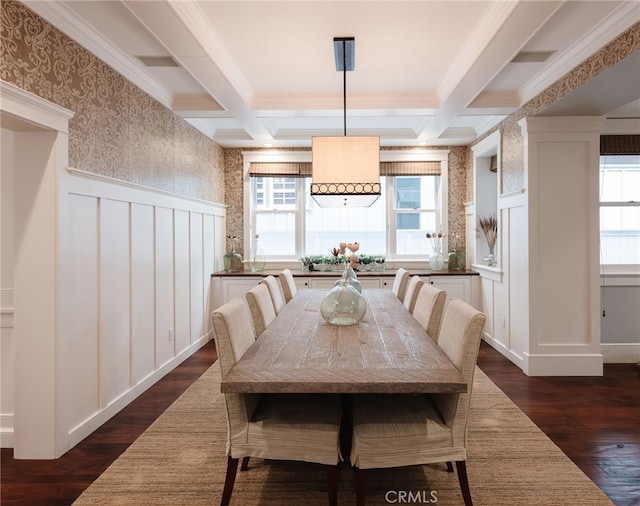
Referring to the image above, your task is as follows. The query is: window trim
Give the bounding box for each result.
[598,154,640,268]
[242,149,449,262]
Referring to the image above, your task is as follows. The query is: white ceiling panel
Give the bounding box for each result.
[27,0,640,147]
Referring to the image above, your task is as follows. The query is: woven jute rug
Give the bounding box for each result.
[74,363,613,505]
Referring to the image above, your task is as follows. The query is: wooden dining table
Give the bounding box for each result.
[221,288,467,394]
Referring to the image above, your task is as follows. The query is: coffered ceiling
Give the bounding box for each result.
[25,0,640,148]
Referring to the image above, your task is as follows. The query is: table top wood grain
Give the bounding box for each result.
[220,289,467,394]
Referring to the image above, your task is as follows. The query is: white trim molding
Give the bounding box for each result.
[522,352,604,376]
[601,343,640,364]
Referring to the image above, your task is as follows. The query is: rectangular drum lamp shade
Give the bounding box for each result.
[311,136,381,207]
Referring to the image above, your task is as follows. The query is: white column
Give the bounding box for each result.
[519,116,604,375]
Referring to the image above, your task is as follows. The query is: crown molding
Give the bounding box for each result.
[23,1,174,108]
[519,2,640,104]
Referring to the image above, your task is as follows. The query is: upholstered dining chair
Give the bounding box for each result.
[211,298,343,506]
[350,299,486,506]
[245,283,276,337]
[402,275,425,314]
[279,268,298,302]
[391,268,410,303]
[261,275,286,314]
[412,283,447,342]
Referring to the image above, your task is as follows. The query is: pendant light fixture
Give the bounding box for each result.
[311,37,381,207]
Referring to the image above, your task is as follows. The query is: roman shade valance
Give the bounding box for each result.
[600,135,640,155]
[379,160,441,176]
[248,160,442,177]
[249,162,312,177]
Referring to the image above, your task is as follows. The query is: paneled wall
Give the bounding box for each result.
[61,170,225,447]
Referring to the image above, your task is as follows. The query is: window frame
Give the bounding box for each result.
[242,149,449,262]
[598,154,640,268]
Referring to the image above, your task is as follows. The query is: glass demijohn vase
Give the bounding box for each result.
[334,263,362,293]
[321,278,367,326]
[247,234,266,272]
[223,243,243,273]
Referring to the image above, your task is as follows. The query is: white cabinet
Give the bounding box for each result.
[297,277,384,290]
[212,277,261,310]
[212,273,476,309]
[307,278,382,290]
[426,275,472,306]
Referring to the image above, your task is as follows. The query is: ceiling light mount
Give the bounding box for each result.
[333,37,355,72]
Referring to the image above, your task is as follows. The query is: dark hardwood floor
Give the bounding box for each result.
[1,341,218,506]
[476,343,640,506]
[1,340,638,505]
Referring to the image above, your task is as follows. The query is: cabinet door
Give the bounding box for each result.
[428,276,471,306]
[220,278,262,306]
[359,279,381,289]
[308,278,337,289]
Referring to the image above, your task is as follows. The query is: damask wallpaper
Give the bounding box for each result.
[224,146,469,255]
[0,0,224,203]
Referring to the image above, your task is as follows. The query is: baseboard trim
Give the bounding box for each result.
[601,343,640,363]
[522,352,604,376]
[0,414,14,448]
[67,334,212,451]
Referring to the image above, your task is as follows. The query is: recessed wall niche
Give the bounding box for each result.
[471,131,500,268]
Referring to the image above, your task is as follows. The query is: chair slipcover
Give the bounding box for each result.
[391,268,410,303]
[412,283,447,342]
[211,297,343,506]
[262,275,286,314]
[279,269,298,302]
[350,299,486,506]
[245,283,276,337]
[402,275,425,314]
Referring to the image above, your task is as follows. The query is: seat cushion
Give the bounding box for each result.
[242,393,343,465]
[351,394,463,469]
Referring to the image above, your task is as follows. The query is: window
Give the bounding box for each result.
[599,155,640,265]
[244,150,448,261]
[392,176,441,257]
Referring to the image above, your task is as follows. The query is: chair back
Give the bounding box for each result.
[412,284,446,341]
[279,269,298,302]
[245,283,277,337]
[391,268,410,302]
[403,275,424,313]
[262,275,286,314]
[211,298,262,446]
[432,299,486,446]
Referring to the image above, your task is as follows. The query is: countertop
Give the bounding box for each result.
[212,268,479,277]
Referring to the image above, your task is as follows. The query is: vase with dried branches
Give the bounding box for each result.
[479,215,498,266]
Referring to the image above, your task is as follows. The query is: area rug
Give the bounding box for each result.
[73,363,613,505]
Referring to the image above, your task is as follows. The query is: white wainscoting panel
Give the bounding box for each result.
[507,203,528,363]
[190,212,204,345]
[173,209,190,355]
[63,169,225,448]
[155,206,176,368]
[66,194,100,430]
[131,203,156,384]
[99,198,133,407]
[203,214,215,335]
